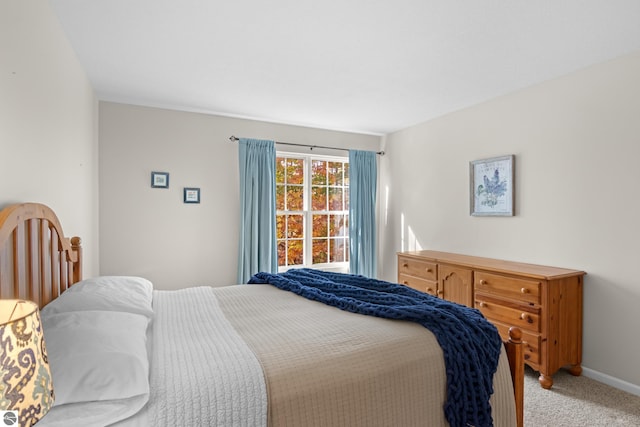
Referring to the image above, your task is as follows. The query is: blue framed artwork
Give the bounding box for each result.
[183,187,200,204]
[151,171,169,188]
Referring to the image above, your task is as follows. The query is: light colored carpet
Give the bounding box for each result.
[524,367,640,426]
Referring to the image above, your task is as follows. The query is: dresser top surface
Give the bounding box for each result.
[398,250,585,280]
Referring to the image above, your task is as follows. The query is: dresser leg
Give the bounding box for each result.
[568,364,582,376]
[538,374,553,389]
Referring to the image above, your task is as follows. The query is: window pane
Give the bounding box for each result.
[329,238,346,262]
[328,161,343,185]
[344,163,349,186]
[286,185,304,210]
[277,240,286,266]
[276,215,285,239]
[329,214,346,237]
[328,188,343,211]
[312,239,328,264]
[288,240,304,265]
[312,214,328,238]
[311,186,327,210]
[345,239,350,262]
[312,160,327,185]
[276,158,286,184]
[287,214,304,238]
[276,185,285,210]
[286,158,304,184]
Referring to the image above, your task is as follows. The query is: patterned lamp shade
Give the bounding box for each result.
[0,300,54,426]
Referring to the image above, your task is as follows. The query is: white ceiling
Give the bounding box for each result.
[50,0,640,135]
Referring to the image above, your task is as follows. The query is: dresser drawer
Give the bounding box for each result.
[398,274,437,296]
[398,257,437,281]
[475,294,541,333]
[494,321,541,367]
[475,271,541,305]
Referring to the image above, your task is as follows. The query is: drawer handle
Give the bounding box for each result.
[403,263,409,268]
[479,279,487,285]
[521,287,529,294]
[403,281,409,285]
[426,268,432,273]
[437,290,444,296]
[478,301,487,308]
[520,313,533,323]
[426,287,434,293]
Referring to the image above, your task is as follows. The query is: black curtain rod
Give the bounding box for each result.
[229,136,385,155]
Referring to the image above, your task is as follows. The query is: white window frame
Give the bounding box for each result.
[277,151,349,273]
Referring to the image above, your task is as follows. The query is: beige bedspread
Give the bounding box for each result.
[214,284,516,427]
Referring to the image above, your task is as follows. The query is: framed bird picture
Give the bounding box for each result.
[470,155,514,216]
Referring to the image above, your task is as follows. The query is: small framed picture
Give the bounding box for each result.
[470,155,515,216]
[151,172,169,188]
[183,187,200,204]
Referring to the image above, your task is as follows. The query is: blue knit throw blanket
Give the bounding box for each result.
[249,268,502,427]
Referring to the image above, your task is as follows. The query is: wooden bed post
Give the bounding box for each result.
[506,326,524,427]
[71,236,83,285]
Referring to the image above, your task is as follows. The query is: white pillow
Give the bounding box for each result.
[37,394,149,427]
[42,276,154,318]
[43,310,150,406]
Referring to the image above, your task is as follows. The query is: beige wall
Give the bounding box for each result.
[379,51,640,392]
[0,0,99,277]
[99,102,381,289]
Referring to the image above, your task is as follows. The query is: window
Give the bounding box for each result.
[276,153,349,270]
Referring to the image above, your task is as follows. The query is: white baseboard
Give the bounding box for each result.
[582,367,640,397]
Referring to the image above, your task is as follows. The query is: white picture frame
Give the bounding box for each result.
[470,155,514,216]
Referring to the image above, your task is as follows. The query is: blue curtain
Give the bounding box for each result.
[237,138,277,283]
[348,150,377,277]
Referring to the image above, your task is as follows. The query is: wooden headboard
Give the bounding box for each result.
[0,203,83,308]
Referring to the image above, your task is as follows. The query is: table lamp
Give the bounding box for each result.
[0,300,54,426]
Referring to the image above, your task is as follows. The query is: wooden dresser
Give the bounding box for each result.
[397,250,585,389]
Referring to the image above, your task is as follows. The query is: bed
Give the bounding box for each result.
[0,202,523,427]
